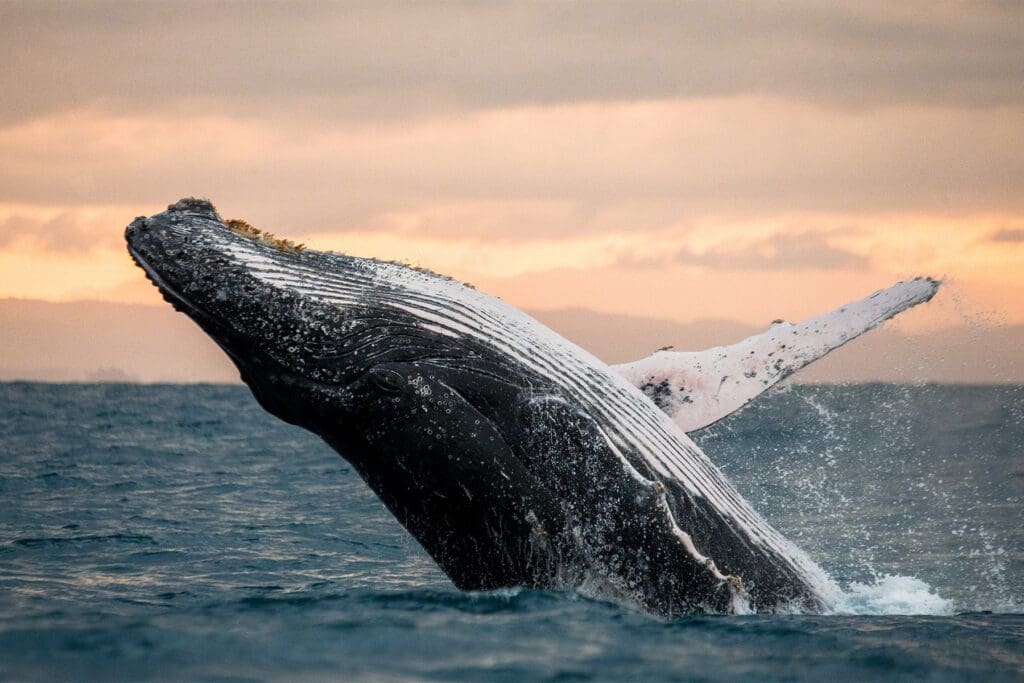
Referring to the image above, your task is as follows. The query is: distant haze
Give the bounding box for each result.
[1,299,1018,384]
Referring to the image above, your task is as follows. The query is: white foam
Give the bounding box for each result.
[833,575,955,615]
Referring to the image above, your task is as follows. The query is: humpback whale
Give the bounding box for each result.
[125,198,939,616]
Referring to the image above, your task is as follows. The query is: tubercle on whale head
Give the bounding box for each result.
[131,197,471,283]
[128,198,304,253]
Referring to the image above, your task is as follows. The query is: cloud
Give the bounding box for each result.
[0,211,102,251]
[0,100,1021,236]
[991,228,1024,242]
[689,233,869,270]
[0,204,152,252]
[622,232,869,271]
[1,2,1022,124]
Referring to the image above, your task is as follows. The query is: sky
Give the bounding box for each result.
[1,1,1022,341]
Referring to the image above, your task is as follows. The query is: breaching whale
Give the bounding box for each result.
[125,198,939,616]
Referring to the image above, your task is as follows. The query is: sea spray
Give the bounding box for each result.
[834,575,955,616]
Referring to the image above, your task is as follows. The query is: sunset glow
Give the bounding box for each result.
[1,2,1021,355]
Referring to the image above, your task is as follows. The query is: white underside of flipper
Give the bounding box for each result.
[613,278,940,433]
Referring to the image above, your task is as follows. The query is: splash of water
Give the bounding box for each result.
[833,575,954,615]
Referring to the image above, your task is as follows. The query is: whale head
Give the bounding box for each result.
[125,198,478,426]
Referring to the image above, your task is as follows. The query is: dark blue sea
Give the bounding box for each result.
[1,383,1021,681]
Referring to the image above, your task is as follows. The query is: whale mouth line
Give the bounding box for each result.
[128,243,261,377]
[127,244,225,334]
[128,246,192,310]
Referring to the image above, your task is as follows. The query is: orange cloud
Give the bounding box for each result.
[1,97,1021,222]
[0,96,1021,331]
[2,200,1022,334]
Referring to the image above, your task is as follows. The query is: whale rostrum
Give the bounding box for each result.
[125,198,938,616]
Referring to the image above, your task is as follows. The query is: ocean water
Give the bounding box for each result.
[0,382,1021,681]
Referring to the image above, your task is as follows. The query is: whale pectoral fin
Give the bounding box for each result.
[613,277,940,432]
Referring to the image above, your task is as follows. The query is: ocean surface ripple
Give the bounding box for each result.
[0,383,1021,681]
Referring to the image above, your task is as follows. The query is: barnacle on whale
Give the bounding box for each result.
[223,213,478,289]
[225,218,305,254]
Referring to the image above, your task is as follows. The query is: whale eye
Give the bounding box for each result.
[372,368,405,394]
